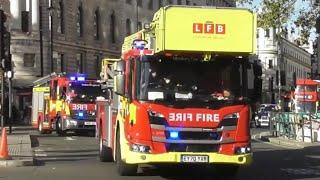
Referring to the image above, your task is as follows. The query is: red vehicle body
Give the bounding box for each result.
[293,79,319,113]
[96,6,260,176]
[32,73,102,135]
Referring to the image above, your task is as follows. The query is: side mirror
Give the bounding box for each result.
[114,60,125,73]
[114,74,125,95]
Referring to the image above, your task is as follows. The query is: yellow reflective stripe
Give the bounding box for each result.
[33,87,50,92]
[129,104,137,125]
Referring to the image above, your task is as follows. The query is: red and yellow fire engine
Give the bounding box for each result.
[32,73,104,135]
[96,6,261,176]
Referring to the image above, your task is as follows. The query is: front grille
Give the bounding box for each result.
[165,131,222,141]
[166,143,220,152]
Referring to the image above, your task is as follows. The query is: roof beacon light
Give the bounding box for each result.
[77,77,85,81]
[133,40,146,50]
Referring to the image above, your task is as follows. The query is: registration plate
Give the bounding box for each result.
[84,122,96,126]
[181,155,209,163]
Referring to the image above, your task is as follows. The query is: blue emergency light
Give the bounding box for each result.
[78,112,84,117]
[77,76,85,81]
[169,131,179,139]
[133,40,146,50]
[69,76,85,81]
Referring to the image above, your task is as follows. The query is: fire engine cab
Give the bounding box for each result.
[32,73,105,135]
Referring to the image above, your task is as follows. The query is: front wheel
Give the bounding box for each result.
[56,118,66,136]
[116,130,137,176]
[99,133,113,162]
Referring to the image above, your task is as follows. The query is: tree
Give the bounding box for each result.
[237,0,320,45]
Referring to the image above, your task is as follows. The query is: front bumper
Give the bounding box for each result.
[124,150,252,165]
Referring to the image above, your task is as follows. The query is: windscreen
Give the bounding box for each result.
[69,82,105,103]
[296,85,317,92]
[137,56,246,107]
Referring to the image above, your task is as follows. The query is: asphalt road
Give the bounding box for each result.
[0,128,319,180]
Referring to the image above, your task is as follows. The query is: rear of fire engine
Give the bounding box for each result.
[32,73,105,135]
[96,6,261,176]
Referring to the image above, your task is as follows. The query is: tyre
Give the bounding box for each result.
[116,130,137,176]
[99,133,113,162]
[56,118,66,136]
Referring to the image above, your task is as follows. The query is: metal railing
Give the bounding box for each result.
[269,112,320,143]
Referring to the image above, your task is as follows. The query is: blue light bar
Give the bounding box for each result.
[78,112,84,117]
[133,40,146,50]
[77,77,85,81]
[169,131,179,139]
[70,76,76,81]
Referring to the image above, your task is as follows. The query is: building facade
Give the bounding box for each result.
[6,0,235,116]
[257,27,312,104]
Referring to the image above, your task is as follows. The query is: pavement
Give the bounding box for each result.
[257,131,320,149]
[0,126,34,167]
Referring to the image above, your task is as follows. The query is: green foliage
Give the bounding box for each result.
[236,0,320,45]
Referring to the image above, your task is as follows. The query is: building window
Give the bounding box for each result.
[95,55,101,78]
[177,0,182,5]
[23,53,35,67]
[137,0,142,7]
[60,53,64,72]
[21,11,29,32]
[159,0,163,8]
[110,11,116,43]
[167,0,173,4]
[57,0,64,34]
[94,8,100,40]
[76,4,83,37]
[137,21,142,31]
[148,0,153,10]
[268,59,273,69]
[126,0,132,4]
[76,53,83,73]
[126,19,131,36]
[265,28,270,38]
[186,0,191,5]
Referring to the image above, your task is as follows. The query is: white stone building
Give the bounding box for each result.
[3,0,235,115]
[257,27,312,104]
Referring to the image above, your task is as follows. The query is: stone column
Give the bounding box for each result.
[31,0,39,31]
[10,0,21,30]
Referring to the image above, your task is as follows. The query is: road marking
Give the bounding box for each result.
[65,137,76,141]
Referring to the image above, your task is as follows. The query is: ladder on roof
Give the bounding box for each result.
[33,72,63,86]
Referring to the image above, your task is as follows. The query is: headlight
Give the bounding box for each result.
[67,119,77,126]
[148,111,166,125]
[235,145,251,154]
[130,144,150,153]
[255,116,259,120]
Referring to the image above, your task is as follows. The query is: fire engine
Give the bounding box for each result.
[96,6,261,176]
[32,73,105,135]
[293,79,319,113]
